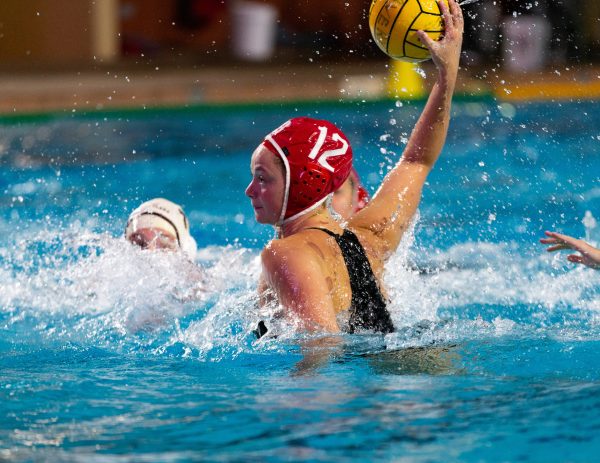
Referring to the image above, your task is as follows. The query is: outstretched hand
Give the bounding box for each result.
[417,0,464,78]
[540,231,600,269]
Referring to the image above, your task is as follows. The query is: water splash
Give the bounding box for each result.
[1,219,599,361]
[583,211,597,245]
[382,218,600,346]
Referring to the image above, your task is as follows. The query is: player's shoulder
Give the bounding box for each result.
[261,234,322,270]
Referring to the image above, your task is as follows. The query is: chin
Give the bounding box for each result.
[254,211,272,225]
[257,217,276,225]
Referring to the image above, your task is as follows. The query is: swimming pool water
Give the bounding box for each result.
[1,99,599,462]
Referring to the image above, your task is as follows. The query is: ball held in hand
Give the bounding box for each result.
[369,0,448,62]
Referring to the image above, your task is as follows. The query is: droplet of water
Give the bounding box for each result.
[583,211,597,244]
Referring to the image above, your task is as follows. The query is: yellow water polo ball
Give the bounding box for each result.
[369,0,448,62]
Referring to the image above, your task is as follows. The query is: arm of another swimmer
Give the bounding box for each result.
[350,0,464,257]
[261,242,340,333]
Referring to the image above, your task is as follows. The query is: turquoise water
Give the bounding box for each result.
[1,100,599,462]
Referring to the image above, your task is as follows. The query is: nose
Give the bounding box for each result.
[245,179,255,198]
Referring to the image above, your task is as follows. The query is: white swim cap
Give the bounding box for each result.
[125,198,197,259]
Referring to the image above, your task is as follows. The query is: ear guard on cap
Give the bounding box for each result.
[356,185,370,212]
[262,117,353,224]
[125,198,197,259]
[350,168,370,213]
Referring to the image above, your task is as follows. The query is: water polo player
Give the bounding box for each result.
[246,0,463,334]
[125,198,197,259]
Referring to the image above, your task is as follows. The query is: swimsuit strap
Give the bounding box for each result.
[308,228,394,334]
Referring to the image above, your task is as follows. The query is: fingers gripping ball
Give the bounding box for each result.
[369,0,448,62]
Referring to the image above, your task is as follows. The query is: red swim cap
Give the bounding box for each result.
[350,168,370,213]
[263,117,353,223]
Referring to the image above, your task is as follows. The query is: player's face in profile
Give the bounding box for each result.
[246,145,286,224]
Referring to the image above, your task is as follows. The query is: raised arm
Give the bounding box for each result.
[350,0,463,258]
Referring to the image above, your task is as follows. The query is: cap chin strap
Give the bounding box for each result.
[264,134,290,227]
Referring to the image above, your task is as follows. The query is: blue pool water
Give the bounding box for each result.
[1,99,599,462]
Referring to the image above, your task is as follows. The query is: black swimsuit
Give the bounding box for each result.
[311,228,395,334]
[254,228,394,338]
